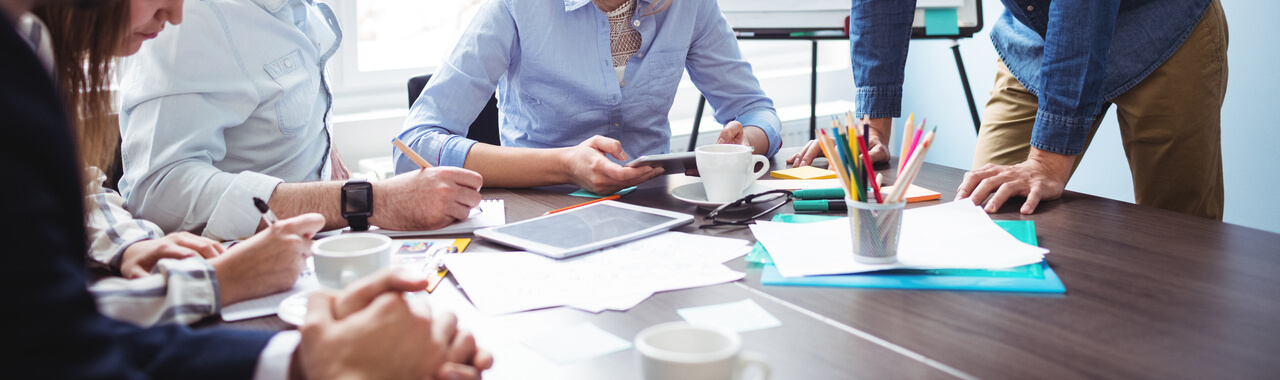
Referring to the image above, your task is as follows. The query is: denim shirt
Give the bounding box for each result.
[850,0,1211,156]
[118,0,341,240]
[395,0,782,173]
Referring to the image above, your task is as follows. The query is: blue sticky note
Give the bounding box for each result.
[924,8,960,36]
[569,186,637,198]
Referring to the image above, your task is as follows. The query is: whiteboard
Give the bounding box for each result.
[718,0,981,32]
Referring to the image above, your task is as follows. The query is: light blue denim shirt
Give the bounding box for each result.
[395,0,782,173]
[118,0,341,240]
[850,0,1212,156]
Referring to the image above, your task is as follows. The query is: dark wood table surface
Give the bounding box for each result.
[220,151,1280,379]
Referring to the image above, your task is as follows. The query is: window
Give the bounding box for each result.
[354,0,484,72]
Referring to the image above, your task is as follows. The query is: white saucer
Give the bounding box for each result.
[671,182,774,209]
[276,290,314,326]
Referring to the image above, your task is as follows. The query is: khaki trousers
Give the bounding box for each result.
[973,0,1228,220]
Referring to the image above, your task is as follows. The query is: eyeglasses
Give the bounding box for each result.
[701,189,794,228]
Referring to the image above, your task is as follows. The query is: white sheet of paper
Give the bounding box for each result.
[751,201,1048,277]
[368,199,505,237]
[677,299,782,332]
[443,232,751,315]
[521,322,632,364]
[222,258,320,321]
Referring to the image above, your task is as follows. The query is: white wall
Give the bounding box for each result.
[887,0,1280,234]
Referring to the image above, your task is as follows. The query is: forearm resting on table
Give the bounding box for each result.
[463,143,575,188]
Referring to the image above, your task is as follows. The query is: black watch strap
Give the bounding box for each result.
[347,214,369,232]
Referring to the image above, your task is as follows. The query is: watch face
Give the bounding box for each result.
[343,183,373,215]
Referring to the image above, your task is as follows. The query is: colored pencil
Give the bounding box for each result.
[543,194,622,215]
[899,113,915,174]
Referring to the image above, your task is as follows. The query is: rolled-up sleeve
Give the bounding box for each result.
[396,0,517,173]
[1030,1,1121,155]
[118,1,277,241]
[685,0,782,157]
[849,0,916,119]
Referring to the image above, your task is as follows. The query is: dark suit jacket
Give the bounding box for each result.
[0,14,274,379]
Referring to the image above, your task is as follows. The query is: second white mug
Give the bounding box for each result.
[635,322,771,380]
[696,144,769,203]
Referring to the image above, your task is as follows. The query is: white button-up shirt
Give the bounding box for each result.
[118,0,341,241]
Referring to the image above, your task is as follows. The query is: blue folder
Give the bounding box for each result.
[754,214,1066,293]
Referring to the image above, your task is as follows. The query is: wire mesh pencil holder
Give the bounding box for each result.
[847,198,905,264]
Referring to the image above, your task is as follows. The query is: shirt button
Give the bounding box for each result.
[284,58,293,67]
[637,52,644,58]
[1026,5,1034,11]
[620,80,627,87]
[633,20,640,27]
[613,122,620,127]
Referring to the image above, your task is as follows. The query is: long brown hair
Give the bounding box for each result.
[33,0,130,175]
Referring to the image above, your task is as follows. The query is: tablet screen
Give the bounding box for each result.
[489,204,679,249]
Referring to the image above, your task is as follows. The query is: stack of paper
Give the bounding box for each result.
[442,232,752,314]
[750,201,1048,277]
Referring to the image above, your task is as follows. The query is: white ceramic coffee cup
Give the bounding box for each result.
[311,233,393,289]
[695,144,769,203]
[635,322,771,380]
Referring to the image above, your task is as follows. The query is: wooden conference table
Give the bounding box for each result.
[220,152,1280,379]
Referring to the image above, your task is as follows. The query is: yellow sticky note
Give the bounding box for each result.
[770,166,837,180]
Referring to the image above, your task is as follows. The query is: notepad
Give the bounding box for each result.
[367,199,505,237]
[770,166,837,180]
[221,258,320,321]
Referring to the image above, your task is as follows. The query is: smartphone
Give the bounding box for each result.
[625,152,697,173]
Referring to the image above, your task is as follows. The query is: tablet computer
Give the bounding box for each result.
[474,201,694,259]
[625,152,697,173]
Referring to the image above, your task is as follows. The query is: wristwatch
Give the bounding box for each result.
[341,179,373,231]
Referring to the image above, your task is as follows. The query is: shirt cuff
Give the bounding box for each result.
[735,108,783,158]
[393,129,478,175]
[854,85,903,119]
[203,171,284,241]
[253,330,301,380]
[1029,109,1094,156]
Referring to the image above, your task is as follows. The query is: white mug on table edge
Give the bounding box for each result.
[311,233,393,289]
[635,322,771,380]
[695,144,769,203]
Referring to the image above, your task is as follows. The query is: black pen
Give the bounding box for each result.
[253,197,279,226]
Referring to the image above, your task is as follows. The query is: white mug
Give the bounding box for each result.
[635,322,771,380]
[311,233,393,289]
[695,144,769,203]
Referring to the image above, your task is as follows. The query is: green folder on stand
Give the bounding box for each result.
[753,214,1066,293]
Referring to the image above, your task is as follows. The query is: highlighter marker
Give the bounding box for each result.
[792,188,847,200]
[793,199,848,213]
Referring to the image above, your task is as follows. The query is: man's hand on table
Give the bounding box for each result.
[956,148,1074,214]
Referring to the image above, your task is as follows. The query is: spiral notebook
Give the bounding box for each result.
[366,199,505,237]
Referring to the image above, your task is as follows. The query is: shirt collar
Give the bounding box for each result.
[564,0,652,12]
[250,0,291,14]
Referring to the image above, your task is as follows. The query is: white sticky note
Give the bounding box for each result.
[677,299,782,332]
[522,323,633,364]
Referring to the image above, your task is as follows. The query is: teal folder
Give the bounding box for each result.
[754,214,1066,293]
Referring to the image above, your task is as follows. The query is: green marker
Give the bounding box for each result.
[793,199,847,213]
[791,188,846,200]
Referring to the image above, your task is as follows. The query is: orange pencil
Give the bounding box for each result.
[543,194,622,215]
